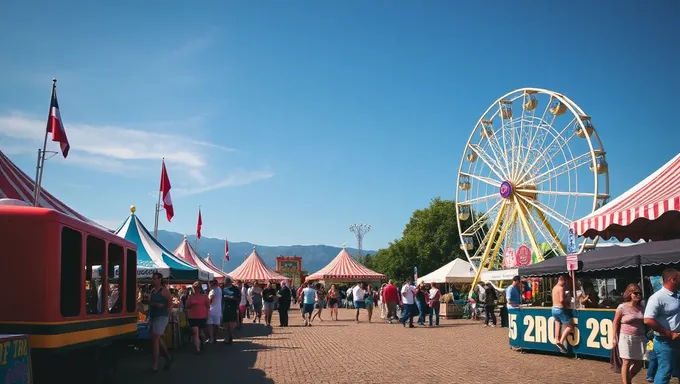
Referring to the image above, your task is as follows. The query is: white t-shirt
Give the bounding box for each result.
[209,286,222,314]
[401,284,416,305]
[240,287,248,305]
[352,285,365,302]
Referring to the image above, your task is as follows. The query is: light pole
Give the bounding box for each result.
[349,223,371,257]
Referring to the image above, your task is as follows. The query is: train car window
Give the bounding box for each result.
[86,236,106,315]
[108,243,124,314]
[125,249,137,313]
[61,227,83,317]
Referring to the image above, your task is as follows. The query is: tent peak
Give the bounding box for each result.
[130,205,136,214]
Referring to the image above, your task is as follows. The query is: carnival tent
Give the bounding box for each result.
[306,247,386,282]
[174,236,229,282]
[417,258,475,284]
[205,255,227,275]
[228,248,289,282]
[0,150,109,230]
[571,153,680,242]
[115,207,207,281]
[518,238,680,278]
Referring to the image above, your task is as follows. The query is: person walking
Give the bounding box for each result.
[400,279,416,328]
[185,282,209,354]
[383,280,399,324]
[277,281,292,327]
[484,283,497,328]
[428,283,441,327]
[262,281,278,327]
[613,283,646,384]
[644,269,680,384]
[146,273,174,372]
[206,279,222,344]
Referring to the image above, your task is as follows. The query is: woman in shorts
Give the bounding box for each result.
[186,282,209,354]
[147,273,174,372]
[327,284,340,320]
[311,283,326,322]
[612,283,646,384]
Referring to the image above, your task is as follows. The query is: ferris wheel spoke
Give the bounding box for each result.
[519,151,592,187]
[524,205,566,258]
[515,189,596,198]
[516,117,576,183]
[468,144,508,182]
[461,199,503,236]
[515,96,554,181]
[512,196,543,262]
[484,136,511,179]
[516,193,571,228]
[458,193,501,206]
[460,171,502,188]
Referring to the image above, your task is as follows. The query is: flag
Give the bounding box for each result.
[196,208,203,239]
[46,84,70,158]
[160,161,174,222]
[224,239,230,261]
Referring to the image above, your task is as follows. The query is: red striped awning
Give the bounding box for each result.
[306,247,386,281]
[571,153,680,241]
[227,248,289,282]
[0,150,106,229]
[173,236,229,282]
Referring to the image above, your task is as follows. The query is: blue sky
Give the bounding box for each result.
[0,1,678,251]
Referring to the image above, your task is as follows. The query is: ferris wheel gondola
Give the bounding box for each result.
[455,88,610,287]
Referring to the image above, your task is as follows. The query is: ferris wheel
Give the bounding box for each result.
[455,88,610,281]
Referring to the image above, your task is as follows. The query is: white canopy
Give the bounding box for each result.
[417,258,475,284]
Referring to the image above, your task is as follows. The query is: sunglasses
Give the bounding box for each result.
[632,292,642,295]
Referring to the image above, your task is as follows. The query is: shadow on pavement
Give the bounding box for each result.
[115,324,276,384]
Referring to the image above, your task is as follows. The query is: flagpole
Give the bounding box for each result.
[153,158,164,238]
[33,78,57,206]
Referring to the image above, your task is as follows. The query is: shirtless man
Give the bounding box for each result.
[551,275,574,354]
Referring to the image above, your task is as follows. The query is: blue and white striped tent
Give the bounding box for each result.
[115,209,208,281]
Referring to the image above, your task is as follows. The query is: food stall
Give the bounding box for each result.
[510,238,680,358]
[417,259,475,318]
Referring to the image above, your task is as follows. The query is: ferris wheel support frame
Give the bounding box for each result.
[459,87,608,290]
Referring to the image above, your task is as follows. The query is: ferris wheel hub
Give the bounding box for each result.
[499,181,513,199]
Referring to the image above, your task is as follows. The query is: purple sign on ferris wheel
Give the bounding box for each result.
[500,181,513,199]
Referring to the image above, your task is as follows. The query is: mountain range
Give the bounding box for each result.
[155,230,376,273]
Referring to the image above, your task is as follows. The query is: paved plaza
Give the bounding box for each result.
[117,308,664,384]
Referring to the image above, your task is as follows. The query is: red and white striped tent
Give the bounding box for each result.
[306,246,386,282]
[571,153,680,242]
[228,247,289,283]
[173,236,230,282]
[0,150,107,230]
[205,255,226,275]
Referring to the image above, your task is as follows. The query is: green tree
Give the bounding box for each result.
[370,198,465,281]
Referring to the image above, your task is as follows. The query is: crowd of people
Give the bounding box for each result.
[140,269,680,384]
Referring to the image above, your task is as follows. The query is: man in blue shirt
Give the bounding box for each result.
[506,276,522,308]
[644,269,680,384]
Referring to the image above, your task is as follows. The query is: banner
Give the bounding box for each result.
[0,334,32,384]
[508,307,615,358]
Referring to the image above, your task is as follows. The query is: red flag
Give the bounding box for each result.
[224,238,230,261]
[196,208,203,239]
[46,84,70,158]
[160,161,174,222]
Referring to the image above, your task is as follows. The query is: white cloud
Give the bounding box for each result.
[174,170,274,197]
[0,112,273,195]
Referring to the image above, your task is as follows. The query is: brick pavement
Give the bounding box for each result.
[115,308,668,384]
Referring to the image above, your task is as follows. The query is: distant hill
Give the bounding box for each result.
[156,230,376,273]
